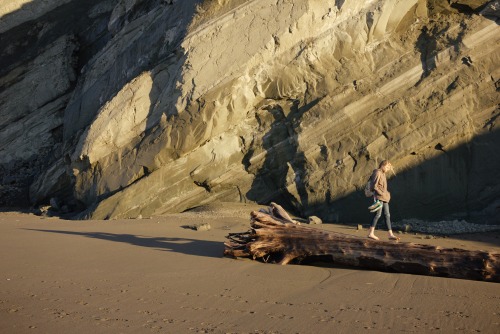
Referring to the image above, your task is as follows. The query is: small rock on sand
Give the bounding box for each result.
[308,216,322,224]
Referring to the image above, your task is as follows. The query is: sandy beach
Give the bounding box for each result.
[1,203,499,334]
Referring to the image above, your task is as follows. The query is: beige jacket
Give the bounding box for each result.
[371,169,391,203]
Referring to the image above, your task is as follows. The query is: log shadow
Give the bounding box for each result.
[23,228,223,258]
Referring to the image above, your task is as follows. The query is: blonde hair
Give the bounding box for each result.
[379,160,396,175]
[379,160,391,169]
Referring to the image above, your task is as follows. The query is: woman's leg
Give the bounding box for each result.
[371,206,383,229]
[368,206,383,240]
[382,202,392,230]
[382,202,399,240]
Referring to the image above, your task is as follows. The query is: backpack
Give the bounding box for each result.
[364,177,374,197]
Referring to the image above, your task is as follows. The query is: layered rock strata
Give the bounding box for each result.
[1,0,499,224]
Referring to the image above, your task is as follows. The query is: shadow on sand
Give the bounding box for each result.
[23,228,223,258]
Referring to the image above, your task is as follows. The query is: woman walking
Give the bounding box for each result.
[367,160,399,241]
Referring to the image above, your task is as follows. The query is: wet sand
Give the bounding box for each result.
[1,203,499,333]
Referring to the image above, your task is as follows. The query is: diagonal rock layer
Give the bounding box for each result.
[0,0,499,224]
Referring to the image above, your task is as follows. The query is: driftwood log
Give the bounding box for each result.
[224,203,500,283]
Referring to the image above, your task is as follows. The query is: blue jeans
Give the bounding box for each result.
[371,202,392,230]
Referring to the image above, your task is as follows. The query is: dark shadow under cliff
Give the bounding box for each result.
[313,128,500,226]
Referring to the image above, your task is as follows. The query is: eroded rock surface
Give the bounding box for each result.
[1,0,499,224]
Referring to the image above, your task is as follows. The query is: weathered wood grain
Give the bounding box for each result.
[224,206,500,283]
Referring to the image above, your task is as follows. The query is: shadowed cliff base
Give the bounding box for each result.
[305,128,500,227]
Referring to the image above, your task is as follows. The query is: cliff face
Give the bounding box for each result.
[1,0,499,224]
